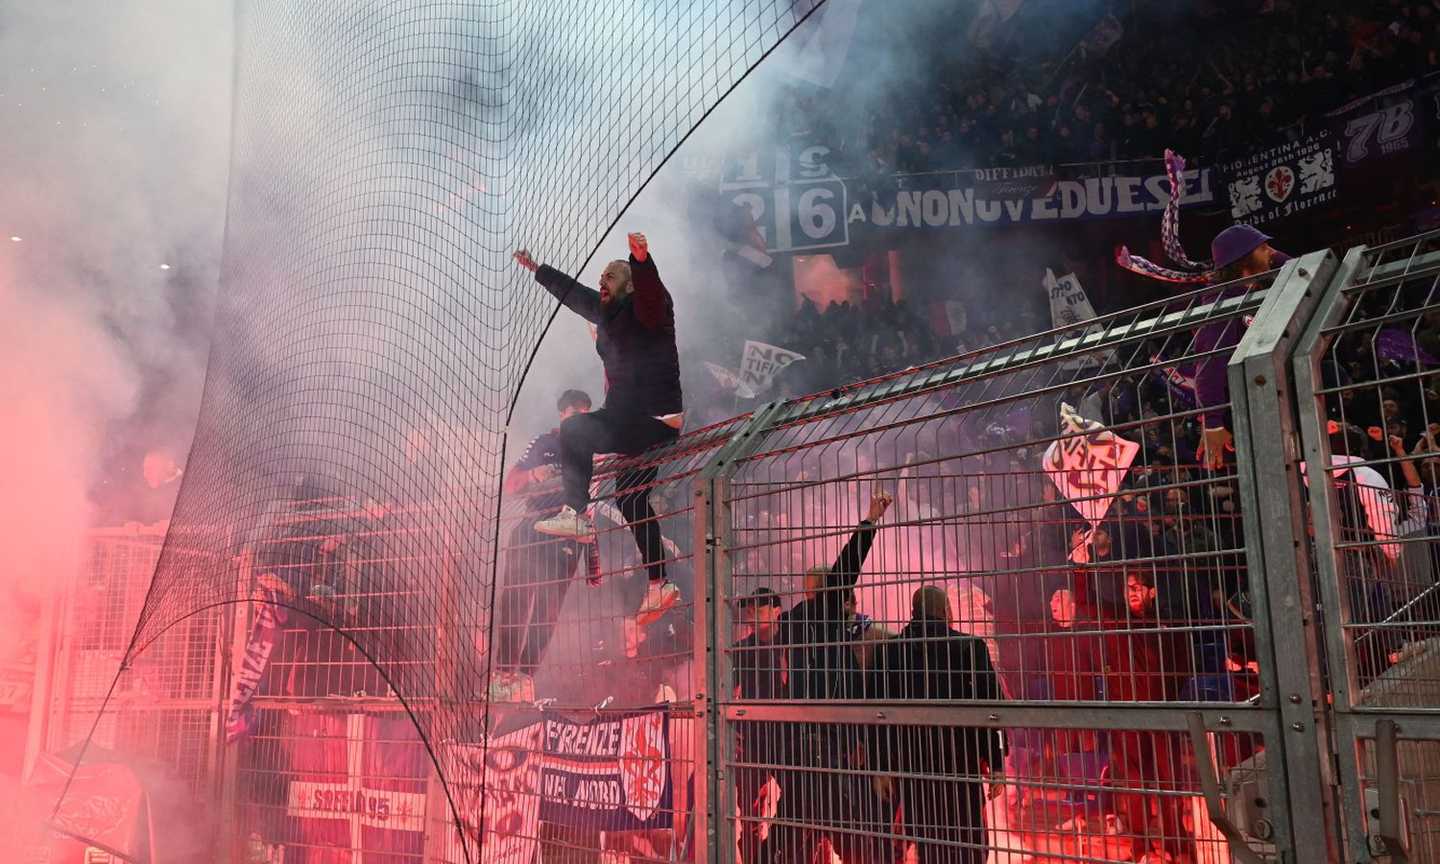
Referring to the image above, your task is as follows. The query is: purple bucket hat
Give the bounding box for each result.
[1210,224,1274,270]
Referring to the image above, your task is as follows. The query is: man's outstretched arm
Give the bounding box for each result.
[826,491,893,591]
[513,249,602,324]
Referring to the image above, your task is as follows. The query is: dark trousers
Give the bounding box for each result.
[495,521,583,675]
[560,407,679,582]
[897,778,987,864]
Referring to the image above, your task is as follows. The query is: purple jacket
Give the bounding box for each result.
[1192,284,1250,429]
[1193,250,1290,428]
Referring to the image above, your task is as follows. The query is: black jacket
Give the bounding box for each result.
[870,619,1005,776]
[777,520,877,701]
[535,255,683,416]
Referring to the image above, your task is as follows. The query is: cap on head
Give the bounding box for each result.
[737,587,782,609]
[1210,224,1273,270]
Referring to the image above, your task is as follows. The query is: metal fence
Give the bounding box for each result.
[1291,233,1440,863]
[698,257,1328,864]
[43,231,1440,863]
[34,524,228,798]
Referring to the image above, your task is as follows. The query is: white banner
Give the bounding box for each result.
[446,724,545,864]
[739,340,805,396]
[1042,402,1140,529]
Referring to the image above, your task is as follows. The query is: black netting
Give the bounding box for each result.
[60,1,827,859]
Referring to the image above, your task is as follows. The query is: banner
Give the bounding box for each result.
[540,708,673,831]
[717,143,1211,252]
[739,340,805,396]
[227,578,290,732]
[858,165,1216,230]
[1329,78,1428,165]
[225,574,292,741]
[972,163,1057,199]
[1376,326,1440,368]
[445,724,545,864]
[1221,129,1339,225]
[284,713,428,861]
[1042,403,1140,529]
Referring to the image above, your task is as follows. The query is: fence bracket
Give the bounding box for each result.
[1187,713,1266,864]
[1373,719,1409,863]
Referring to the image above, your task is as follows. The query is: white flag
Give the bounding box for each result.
[787,0,866,89]
[705,361,756,399]
[1045,268,1096,330]
[739,340,805,396]
[967,0,1025,48]
[1044,269,1111,370]
[1042,402,1140,530]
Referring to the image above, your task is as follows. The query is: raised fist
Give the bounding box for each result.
[865,490,893,523]
[627,232,648,262]
[512,249,538,272]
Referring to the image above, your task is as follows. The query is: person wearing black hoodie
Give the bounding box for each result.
[512,233,684,623]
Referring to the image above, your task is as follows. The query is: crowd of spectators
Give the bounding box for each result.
[786,0,1440,173]
[769,291,945,394]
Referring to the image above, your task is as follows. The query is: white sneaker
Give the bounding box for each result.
[534,505,594,538]
[635,580,680,626]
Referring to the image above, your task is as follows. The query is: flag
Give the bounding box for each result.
[1376,327,1440,368]
[225,574,292,741]
[1042,402,1140,529]
[1151,354,1199,408]
[28,754,146,861]
[284,713,429,862]
[1077,13,1124,57]
[1045,269,1094,329]
[967,0,1025,48]
[739,341,805,396]
[705,361,756,399]
[943,301,968,339]
[1044,269,1113,370]
[786,0,866,89]
[444,724,545,864]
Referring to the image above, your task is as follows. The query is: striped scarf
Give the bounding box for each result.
[1115,149,1215,284]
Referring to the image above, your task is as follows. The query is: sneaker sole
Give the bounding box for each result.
[635,591,679,627]
[534,521,593,538]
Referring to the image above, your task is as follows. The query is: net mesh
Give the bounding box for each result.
[64,0,828,858]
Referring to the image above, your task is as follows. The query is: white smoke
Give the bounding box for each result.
[0,0,231,809]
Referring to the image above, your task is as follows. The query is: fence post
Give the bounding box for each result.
[1228,249,1344,863]
[692,403,791,864]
